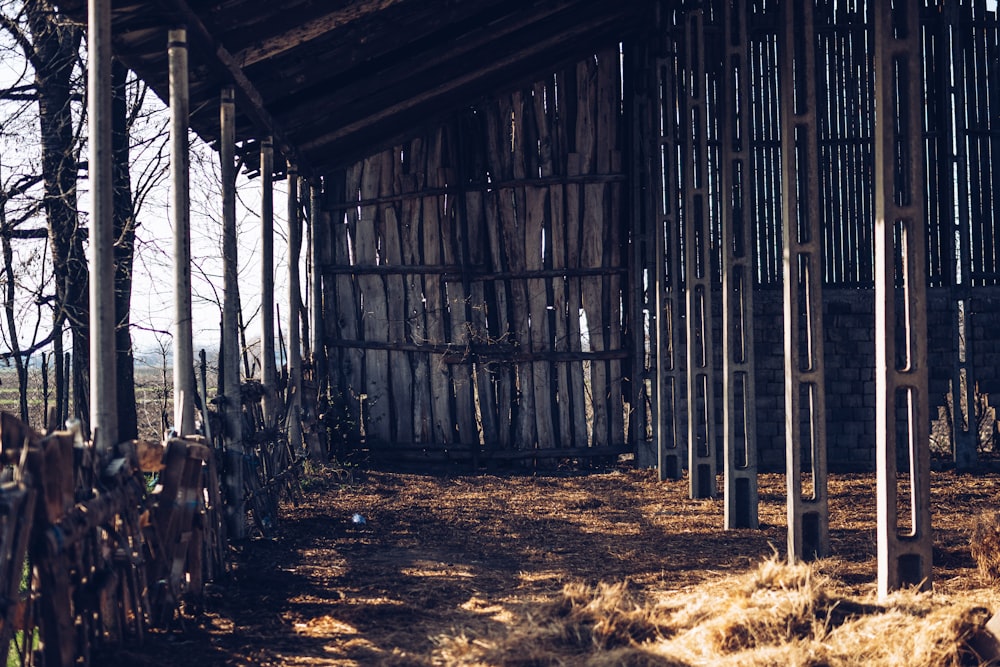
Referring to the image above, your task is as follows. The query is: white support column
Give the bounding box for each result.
[873,0,932,600]
[287,163,303,453]
[721,0,759,530]
[220,86,245,539]
[779,0,829,562]
[684,10,717,499]
[88,0,118,452]
[309,181,325,382]
[260,138,276,425]
[170,27,196,437]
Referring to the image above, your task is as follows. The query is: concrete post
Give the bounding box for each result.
[779,0,829,561]
[721,0,759,530]
[309,181,326,397]
[87,0,118,452]
[684,10,717,499]
[653,34,684,482]
[169,28,196,437]
[287,164,303,453]
[260,138,276,426]
[872,0,933,599]
[220,86,245,539]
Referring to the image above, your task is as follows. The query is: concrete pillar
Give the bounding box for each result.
[260,138,276,426]
[169,28,196,437]
[872,0,933,599]
[287,164,303,453]
[653,34,684,482]
[721,0,759,530]
[220,86,245,539]
[87,0,118,452]
[684,10,716,499]
[779,0,829,561]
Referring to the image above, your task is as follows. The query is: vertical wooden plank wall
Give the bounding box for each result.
[320,48,629,463]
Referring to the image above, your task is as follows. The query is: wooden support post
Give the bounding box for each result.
[88,0,118,452]
[780,0,829,561]
[309,180,327,400]
[684,10,716,498]
[873,0,933,600]
[170,28,196,437]
[721,0,759,530]
[287,164,303,453]
[260,138,277,425]
[220,86,245,540]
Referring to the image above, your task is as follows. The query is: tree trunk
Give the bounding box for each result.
[113,60,138,441]
[26,0,88,431]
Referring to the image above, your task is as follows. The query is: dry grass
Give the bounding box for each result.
[110,469,1000,667]
[435,558,996,667]
[971,512,1000,585]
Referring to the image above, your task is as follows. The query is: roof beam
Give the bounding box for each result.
[159,0,309,170]
[234,0,399,67]
[298,11,634,158]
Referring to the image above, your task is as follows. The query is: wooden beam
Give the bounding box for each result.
[155,0,309,171]
[234,0,401,67]
[296,12,639,166]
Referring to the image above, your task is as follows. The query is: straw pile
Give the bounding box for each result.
[434,558,997,666]
[971,512,1000,585]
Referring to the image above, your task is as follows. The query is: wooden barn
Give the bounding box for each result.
[0,0,996,663]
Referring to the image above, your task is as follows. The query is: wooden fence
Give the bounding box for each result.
[321,47,634,464]
[0,371,304,666]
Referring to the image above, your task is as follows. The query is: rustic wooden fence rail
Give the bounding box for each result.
[0,370,306,666]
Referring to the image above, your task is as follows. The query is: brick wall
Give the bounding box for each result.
[747,286,1000,472]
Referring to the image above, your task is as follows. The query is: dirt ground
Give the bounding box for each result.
[108,464,1000,666]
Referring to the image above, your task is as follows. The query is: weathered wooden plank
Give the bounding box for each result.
[439,152,479,450]
[525,185,556,450]
[356,154,391,443]
[381,148,413,445]
[482,188,513,451]
[334,163,363,443]
[597,50,625,446]
[582,181,609,449]
[464,188,500,447]
[548,179,573,448]
[564,153,590,448]
[401,138,434,443]
[423,130,455,443]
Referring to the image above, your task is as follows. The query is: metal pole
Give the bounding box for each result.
[779,0,829,562]
[170,28,196,437]
[88,0,118,452]
[684,10,716,499]
[309,180,328,410]
[287,164,303,453]
[873,0,932,600]
[220,86,245,539]
[260,138,276,426]
[721,0,759,530]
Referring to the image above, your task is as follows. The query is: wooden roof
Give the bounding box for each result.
[58,0,653,175]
